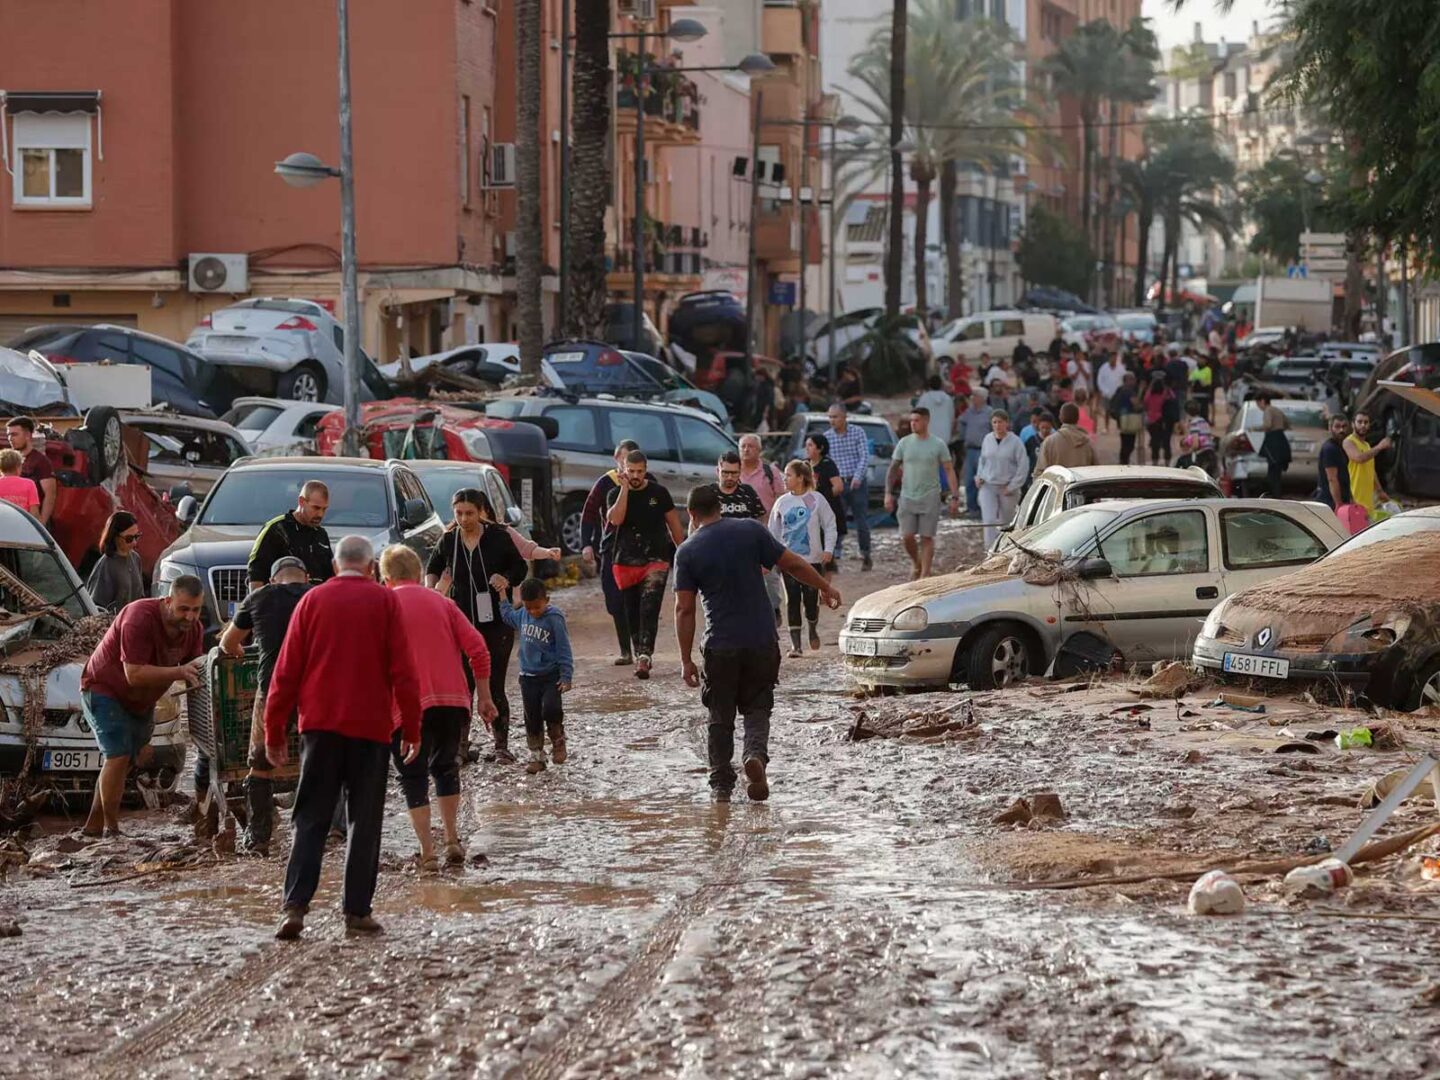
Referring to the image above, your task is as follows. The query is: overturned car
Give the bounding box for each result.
[1193,507,1440,710]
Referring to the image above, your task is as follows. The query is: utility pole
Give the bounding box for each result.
[799,112,809,329]
[558,0,571,330]
[336,0,361,457]
[827,121,838,388]
[632,29,646,353]
[743,90,764,374]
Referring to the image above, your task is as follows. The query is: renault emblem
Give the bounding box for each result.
[1257,627,1273,648]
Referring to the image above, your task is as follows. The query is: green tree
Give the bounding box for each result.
[1240,154,1339,267]
[563,0,612,339]
[1017,205,1093,299]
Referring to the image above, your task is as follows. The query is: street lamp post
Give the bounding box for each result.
[274,0,362,457]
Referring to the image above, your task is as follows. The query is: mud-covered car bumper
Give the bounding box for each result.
[0,739,187,796]
[1193,634,1402,698]
[839,631,962,687]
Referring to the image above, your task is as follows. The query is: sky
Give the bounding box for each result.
[1141,0,1284,50]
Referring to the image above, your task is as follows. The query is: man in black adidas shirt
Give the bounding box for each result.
[708,451,766,521]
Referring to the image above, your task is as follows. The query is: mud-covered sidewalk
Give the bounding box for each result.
[2,521,1440,1079]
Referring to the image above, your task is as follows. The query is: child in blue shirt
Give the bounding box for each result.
[501,578,575,774]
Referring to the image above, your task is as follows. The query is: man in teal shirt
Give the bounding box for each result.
[885,406,959,579]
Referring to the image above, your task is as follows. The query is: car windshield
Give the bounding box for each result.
[0,544,89,639]
[1014,507,1121,556]
[415,469,479,512]
[200,470,390,528]
[1243,402,1326,430]
[1325,514,1440,558]
[222,403,283,430]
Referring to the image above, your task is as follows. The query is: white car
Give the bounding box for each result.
[377,344,565,389]
[221,397,337,456]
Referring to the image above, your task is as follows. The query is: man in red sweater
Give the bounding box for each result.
[264,535,421,940]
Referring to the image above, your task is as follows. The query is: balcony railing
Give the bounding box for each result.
[610,217,708,275]
[616,52,702,131]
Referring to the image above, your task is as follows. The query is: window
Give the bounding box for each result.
[1103,510,1209,577]
[12,113,92,207]
[675,416,734,466]
[1221,509,1326,569]
[959,321,986,342]
[992,318,1025,338]
[89,332,131,364]
[543,405,600,451]
[131,338,186,381]
[484,471,515,523]
[608,409,675,460]
[459,94,472,208]
[1031,484,1056,526]
[294,413,325,440]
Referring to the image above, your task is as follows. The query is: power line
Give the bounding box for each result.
[851,101,1311,135]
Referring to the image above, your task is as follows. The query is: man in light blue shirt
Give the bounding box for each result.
[826,403,872,571]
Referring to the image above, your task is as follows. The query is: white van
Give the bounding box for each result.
[931,311,1057,364]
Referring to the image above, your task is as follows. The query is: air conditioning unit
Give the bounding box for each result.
[487,143,517,189]
[617,0,656,16]
[188,253,248,294]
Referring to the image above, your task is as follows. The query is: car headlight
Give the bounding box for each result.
[892,607,929,632]
[1324,613,1410,654]
[1200,598,1231,641]
[155,559,201,596]
[460,428,492,461]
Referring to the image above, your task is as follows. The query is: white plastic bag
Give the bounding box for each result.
[1188,869,1246,915]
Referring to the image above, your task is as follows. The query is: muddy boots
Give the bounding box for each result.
[492,717,518,765]
[788,627,803,658]
[525,734,547,775]
[547,721,568,765]
[808,620,821,651]
[242,776,274,854]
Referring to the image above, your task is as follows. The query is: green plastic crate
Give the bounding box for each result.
[187,648,299,782]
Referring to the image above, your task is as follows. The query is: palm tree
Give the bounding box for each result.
[1042,21,1118,260]
[514,0,544,375]
[883,0,907,320]
[564,0,612,339]
[1099,17,1159,306]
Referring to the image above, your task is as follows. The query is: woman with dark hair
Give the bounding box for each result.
[580,439,641,665]
[804,432,845,570]
[87,511,144,612]
[425,488,528,764]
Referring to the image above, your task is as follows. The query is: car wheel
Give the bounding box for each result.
[278,363,327,403]
[1403,657,1440,711]
[83,406,123,482]
[964,624,1033,690]
[559,494,587,556]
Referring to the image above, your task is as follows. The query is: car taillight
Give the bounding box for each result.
[1233,433,1255,454]
[198,314,212,328]
[275,316,318,332]
[597,349,625,366]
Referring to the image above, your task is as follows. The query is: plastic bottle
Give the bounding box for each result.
[1188,870,1246,915]
[1283,858,1354,898]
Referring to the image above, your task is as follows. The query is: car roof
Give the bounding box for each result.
[29,323,207,355]
[119,411,246,436]
[230,396,335,413]
[1073,497,1319,516]
[795,411,893,427]
[230,455,393,472]
[403,459,496,473]
[1040,464,1216,485]
[500,393,719,424]
[0,500,56,546]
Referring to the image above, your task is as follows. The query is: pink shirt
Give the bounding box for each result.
[389,581,491,718]
[0,475,38,512]
[740,461,785,514]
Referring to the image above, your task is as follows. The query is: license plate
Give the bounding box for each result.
[42,749,102,771]
[846,636,878,656]
[1223,652,1290,679]
[227,601,239,619]
[1290,439,1315,453]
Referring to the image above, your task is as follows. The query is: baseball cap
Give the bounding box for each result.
[270,556,307,579]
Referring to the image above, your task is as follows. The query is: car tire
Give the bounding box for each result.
[1402,656,1440,711]
[963,623,1034,690]
[559,493,587,556]
[277,362,327,403]
[83,406,124,483]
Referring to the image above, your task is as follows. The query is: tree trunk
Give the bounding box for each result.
[912,167,932,316]
[1080,108,1095,301]
[1167,213,1181,314]
[1134,205,1153,308]
[565,0,612,339]
[515,0,545,374]
[940,159,963,319]
[884,0,908,319]
[1343,235,1365,339]
[1100,106,1119,308]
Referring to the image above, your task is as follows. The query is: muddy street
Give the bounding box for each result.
[3,520,1440,1079]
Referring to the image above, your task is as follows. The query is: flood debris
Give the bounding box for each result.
[1188,870,1246,915]
[1283,859,1353,898]
[844,699,979,742]
[1134,661,1204,700]
[992,791,1065,827]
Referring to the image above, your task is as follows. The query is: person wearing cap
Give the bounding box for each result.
[219,555,312,854]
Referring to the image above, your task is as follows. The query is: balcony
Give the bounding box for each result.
[615,53,702,144]
[762,3,806,58]
[607,219,707,289]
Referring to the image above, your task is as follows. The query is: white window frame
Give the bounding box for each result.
[11,112,93,208]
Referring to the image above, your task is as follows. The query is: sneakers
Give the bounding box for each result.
[635,655,652,680]
[275,907,305,941]
[743,757,769,802]
[808,622,821,651]
[787,646,803,659]
[614,654,634,666]
[344,914,384,936]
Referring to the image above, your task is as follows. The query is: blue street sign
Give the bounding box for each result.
[768,280,797,307]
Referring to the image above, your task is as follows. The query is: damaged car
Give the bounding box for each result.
[1193,506,1440,710]
[841,498,1347,691]
[0,501,185,797]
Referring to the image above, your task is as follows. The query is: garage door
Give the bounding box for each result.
[0,313,138,348]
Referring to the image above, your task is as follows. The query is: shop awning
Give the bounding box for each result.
[3,91,101,114]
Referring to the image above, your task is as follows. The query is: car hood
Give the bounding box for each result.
[847,554,1045,623]
[160,523,394,568]
[0,659,82,711]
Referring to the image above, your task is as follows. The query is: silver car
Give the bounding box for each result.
[221,396,337,456]
[186,298,388,404]
[840,498,1348,691]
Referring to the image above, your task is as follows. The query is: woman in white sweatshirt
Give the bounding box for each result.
[768,459,837,657]
[974,409,1031,549]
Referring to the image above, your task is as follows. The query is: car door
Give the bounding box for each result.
[1064,508,1222,661]
[135,423,196,495]
[1217,506,1333,597]
[673,413,736,489]
[607,407,684,488]
[394,466,442,558]
[541,402,610,499]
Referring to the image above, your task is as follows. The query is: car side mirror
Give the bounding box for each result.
[169,482,193,503]
[402,497,430,528]
[505,505,524,527]
[1075,557,1112,580]
[175,495,198,526]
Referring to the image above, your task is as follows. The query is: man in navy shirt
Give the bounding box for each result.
[674,486,839,803]
[1317,413,1353,510]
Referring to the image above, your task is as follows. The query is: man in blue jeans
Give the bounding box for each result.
[955,389,992,516]
[825,402,872,571]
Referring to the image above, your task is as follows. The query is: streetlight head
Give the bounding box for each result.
[737,53,775,75]
[835,114,863,133]
[667,18,707,43]
[275,151,336,188]
[849,134,873,149]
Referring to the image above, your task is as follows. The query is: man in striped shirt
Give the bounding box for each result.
[825,403,872,572]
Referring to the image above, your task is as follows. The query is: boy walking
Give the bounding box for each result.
[502,578,574,774]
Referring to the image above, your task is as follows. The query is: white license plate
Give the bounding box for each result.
[846,636,878,657]
[1223,652,1290,679]
[42,749,102,771]
[1290,439,1315,453]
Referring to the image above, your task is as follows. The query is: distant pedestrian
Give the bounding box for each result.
[825,403,872,570]
[804,433,846,571]
[267,536,422,940]
[1073,388,1097,434]
[1255,391,1292,497]
[1144,372,1178,465]
[769,460,837,656]
[1316,414,1353,511]
[502,578,574,775]
[675,485,840,803]
[1344,410,1392,516]
[80,578,205,838]
[606,450,685,680]
[1033,403,1098,475]
[975,410,1029,548]
[1095,353,1126,433]
[381,545,496,868]
[247,480,336,587]
[1111,372,1143,466]
[956,390,992,515]
[581,439,641,666]
[738,434,786,621]
[915,374,955,447]
[87,510,145,613]
[835,364,864,411]
[0,448,39,515]
[4,417,55,526]
[886,406,959,580]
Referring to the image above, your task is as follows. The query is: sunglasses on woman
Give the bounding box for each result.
[119,530,142,544]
